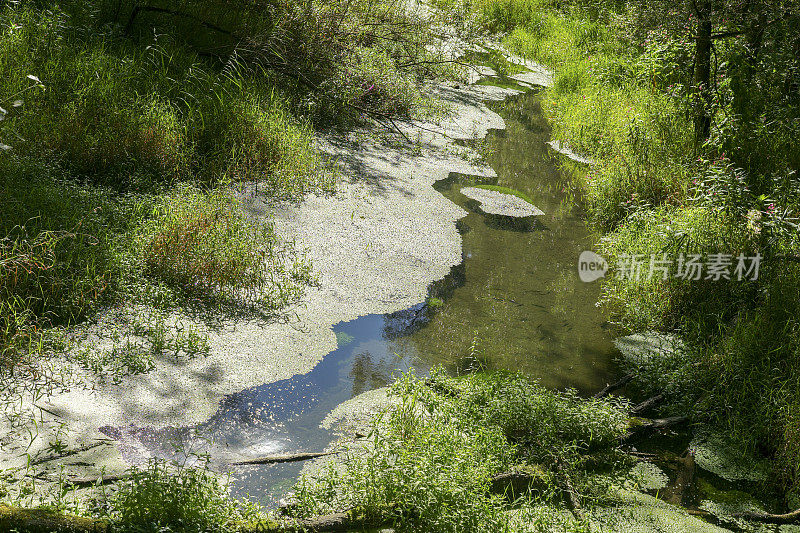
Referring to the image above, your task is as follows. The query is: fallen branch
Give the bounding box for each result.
[232,451,335,466]
[65,473,130,487]
[621,416,689,443]
[685,502,800,525]
[286,512,386,532]
[124,4,235,37]
[593,373,634,399]
[488,468,548,499]
[29,441,111,466]
[731,508,800,524]
[630,394,665,415]
[555,462,585,521]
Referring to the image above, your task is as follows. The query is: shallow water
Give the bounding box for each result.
[108,88,618,507]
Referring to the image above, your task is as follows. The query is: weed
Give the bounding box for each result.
[291,370,630,532]
[112,459,259,533]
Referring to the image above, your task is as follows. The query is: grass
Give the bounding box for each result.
[464,0,800,498]
[0,0,476,526]
[290,370,630,532]
[0,0,452,368]
[135,185,313,310]
[112,459,259,533]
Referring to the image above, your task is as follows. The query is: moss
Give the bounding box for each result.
[0,504,109,533]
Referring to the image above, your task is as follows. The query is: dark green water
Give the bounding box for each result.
[401,90,616,391]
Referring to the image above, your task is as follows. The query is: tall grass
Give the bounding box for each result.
[136,186,313,310]
[291,370,629,532]
[470,0,800,495]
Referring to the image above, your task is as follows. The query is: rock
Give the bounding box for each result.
[460,186,544,218]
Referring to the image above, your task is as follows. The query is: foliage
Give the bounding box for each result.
[291,370,629,532]
[470,0,800,497]
[112,459,256,533]
[135,186,313,309]
[0,164,135,370]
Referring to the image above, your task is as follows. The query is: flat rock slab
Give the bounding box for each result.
[461,186,544,217]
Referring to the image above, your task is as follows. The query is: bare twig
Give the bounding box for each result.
[231,451,335,466]
[593,373,634,399]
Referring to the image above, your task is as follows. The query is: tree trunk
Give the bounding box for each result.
[693,0,713,146]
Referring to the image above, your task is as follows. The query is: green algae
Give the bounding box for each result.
[690,430,770,483]
[335,331,355,347]
[471,184,538,207]
[627,462,669,492]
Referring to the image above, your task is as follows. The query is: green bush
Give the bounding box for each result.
[598,206,754,332]
[135,186,313,309]
[292,371,629,531]
[113,460,251,533]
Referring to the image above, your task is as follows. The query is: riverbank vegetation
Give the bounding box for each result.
[0,0,457,371]
[0,0,461,526]
[3,0,800,530]
[459,0,800,510]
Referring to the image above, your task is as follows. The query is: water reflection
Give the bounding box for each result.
[104,89,618,508]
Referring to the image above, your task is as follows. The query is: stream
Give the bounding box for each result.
[104,86,620,507]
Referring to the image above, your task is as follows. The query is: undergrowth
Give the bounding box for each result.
[291,370,630,532]
[467,0,800,496]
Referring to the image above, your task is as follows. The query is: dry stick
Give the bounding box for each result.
[29,441,111,466]
[555,462,586,522]
[592,373,634,399]
[686,503,800,525]
[65,473,130,487]
[231,451,335,466]
[630,393,665,415]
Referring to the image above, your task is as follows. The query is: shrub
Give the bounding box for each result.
[113,460,251,533]
[291,371,629,531]
[136,186,312,309]
[598,206,755,332]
